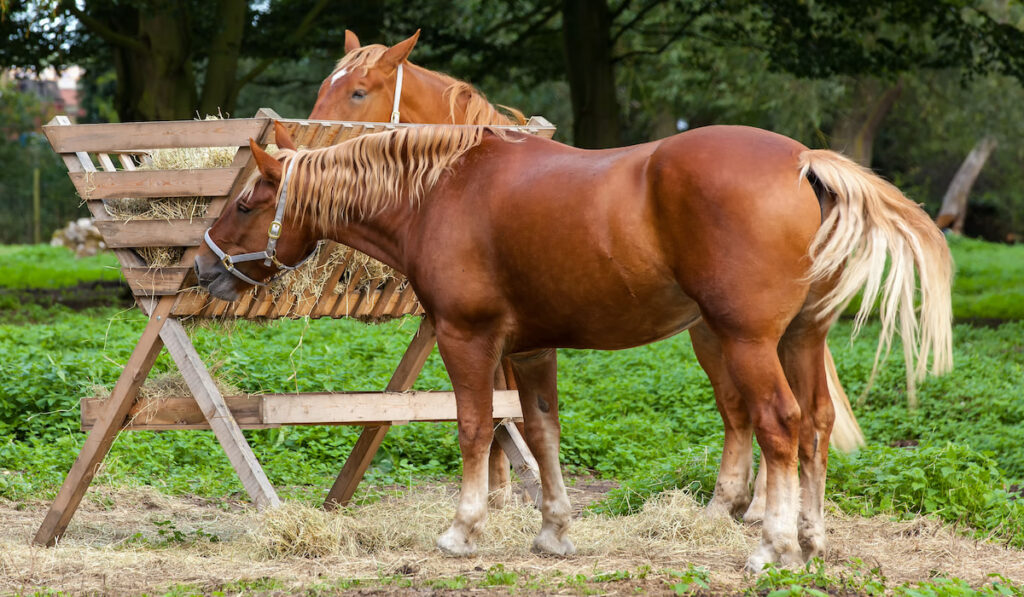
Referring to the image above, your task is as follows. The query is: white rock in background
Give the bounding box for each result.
[51,218,106,257]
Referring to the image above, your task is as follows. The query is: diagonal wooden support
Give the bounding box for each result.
[160,318,281,509]
[324,317,437,509]
[34,296,175,546]
[494,420,542,506]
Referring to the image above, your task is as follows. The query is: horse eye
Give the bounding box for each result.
[352,89,366,100]
[237,202,251,214]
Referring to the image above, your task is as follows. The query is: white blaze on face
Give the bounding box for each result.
[330,68,349,85]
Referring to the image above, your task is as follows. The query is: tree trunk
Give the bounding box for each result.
[107,3,197,121]
[562,0,622,149]
[935,136,998,233]
[200,0,247,117]
[830,77,903,167]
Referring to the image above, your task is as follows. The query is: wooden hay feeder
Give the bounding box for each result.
[34,109,557,547]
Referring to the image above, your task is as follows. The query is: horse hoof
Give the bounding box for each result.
[703,500,733,520]
[437,529,477,557]
[532,532,576,557]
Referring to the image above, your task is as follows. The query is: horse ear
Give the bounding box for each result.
[344,30,361,54]
[273,121,297,151]
[249,139,282,183]
[379,29,420,72]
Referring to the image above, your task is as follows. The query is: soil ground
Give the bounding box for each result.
[2,481,1022,596]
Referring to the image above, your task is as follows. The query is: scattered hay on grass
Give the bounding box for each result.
[3,485,1024,596]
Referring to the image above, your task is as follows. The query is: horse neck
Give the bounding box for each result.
[399,65,460,124]
[323,204,416,276]
[400,64,515,125]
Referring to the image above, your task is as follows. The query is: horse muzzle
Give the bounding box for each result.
[194,255,243,302]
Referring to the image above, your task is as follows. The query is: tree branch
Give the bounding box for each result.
[236,0,331,90]
[611,0,665,43]
[61,0,148,54]
[611,24,689,63]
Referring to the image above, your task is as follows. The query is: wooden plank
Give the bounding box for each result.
[34,296,175,546]
[369,277,401,320]
[262,390,521,425]
[494,421,542,506]
[82,395,267,430]
[160,319,280,509]
[81,389,522,429]
[123,267,191,296]
[44,118,267,153]
[94,218,215,248]
[69,168,241,200]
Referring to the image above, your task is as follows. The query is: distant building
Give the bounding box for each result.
[2,66,86,122]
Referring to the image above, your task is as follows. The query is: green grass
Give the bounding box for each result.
[0,240,1021,551]
[0,245,121,289]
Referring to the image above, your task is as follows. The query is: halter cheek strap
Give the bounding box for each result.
[203,158,321,288]
[391,63,404,124]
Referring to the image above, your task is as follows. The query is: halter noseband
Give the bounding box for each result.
[203,157,320,288]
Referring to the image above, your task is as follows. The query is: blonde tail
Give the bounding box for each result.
[800,150,954,406]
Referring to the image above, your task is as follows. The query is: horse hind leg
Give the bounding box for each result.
[692,323,756,519]
[508,349,576,556]
[778,312,836,561]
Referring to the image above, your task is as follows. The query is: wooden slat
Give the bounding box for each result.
[44,117,267,153]
[34,296,175,546]
[82,395,267,430]
[262,390,522,425]
[160,319,280,509]
[81,390,521,429]
[94,219,215,248]
[123,267,191,296]
[69,168,241,200]
[369,277,402,320]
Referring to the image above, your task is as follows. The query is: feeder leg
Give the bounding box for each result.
[324,317,437,509]
[34,296,175,546]
[160,319,280,509]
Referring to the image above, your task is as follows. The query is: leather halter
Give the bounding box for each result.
[203,158,320,287]
[391,63,404,124]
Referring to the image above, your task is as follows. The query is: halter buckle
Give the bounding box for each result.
[390,111,400,124]
[220,254,234,270]
[268,220,283,239]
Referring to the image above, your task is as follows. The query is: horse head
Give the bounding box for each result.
[310,30,421,122]
[195,121,321,301]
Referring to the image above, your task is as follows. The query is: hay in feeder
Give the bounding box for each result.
[88,370,243,403]
[101,121,402,306]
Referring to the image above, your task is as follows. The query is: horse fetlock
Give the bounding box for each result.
[798,521,827,561]
[708,482,752,519]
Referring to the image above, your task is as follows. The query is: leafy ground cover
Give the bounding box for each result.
[0,241,1022,593]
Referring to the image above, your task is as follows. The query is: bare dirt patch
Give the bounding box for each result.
[1,485,1022,596]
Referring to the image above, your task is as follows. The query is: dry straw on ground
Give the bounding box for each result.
[3,485,1023,595]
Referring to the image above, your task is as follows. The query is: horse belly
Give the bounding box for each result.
[511,278,704,351]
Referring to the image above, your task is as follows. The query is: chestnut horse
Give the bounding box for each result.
[307,30,866,523]
[196,119,952,571]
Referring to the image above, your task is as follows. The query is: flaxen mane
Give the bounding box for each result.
[281,126,508,231]
[331,46,527,126]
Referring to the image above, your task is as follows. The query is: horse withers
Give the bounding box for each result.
[195,120,952,572]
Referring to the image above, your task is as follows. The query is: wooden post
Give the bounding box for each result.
[160,319,281,509]
[324,317,438,509]
[32,167,41,244]
[493,421,542,506]
[34,296,175,546]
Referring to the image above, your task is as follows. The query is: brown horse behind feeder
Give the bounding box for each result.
[196,110,952,570]
[307,30,868,523]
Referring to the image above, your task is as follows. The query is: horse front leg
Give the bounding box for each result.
[434,324,502,556]
[508,349,575,556]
